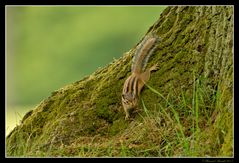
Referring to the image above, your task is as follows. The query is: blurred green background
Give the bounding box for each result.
[6,6,166,135]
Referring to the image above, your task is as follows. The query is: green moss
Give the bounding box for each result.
[219,124,233,156]
[109,119,128,136]
[158,10,176,35]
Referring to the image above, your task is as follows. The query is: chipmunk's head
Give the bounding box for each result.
[121,92,138,109]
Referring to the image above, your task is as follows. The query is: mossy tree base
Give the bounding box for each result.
[7,6,233,157]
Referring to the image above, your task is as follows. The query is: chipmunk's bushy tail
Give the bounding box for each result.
[131,33,160,74]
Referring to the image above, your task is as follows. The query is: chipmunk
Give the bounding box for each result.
[122,33,160,120]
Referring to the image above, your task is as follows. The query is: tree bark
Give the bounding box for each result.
[7,6,233,157]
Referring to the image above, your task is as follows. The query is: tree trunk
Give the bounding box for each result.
[7,6,233,157]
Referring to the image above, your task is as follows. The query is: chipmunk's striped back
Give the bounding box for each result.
[122,74,140,98]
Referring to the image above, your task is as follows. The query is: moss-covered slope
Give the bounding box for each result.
[6,6,233,157]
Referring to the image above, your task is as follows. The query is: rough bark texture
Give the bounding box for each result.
[6,6,233,157]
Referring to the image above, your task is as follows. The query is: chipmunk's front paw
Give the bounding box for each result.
[125,114,130,120]
[125,116,129,120]
[133,108,140,113]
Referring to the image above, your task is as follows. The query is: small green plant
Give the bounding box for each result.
[142,75,233,157]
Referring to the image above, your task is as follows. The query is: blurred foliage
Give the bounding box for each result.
[6,6,166,106]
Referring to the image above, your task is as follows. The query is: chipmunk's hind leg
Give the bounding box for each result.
[149,63,159,72]
[139,63,158,84]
